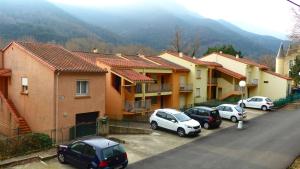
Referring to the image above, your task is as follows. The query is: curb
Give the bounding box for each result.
[0,154,57,168]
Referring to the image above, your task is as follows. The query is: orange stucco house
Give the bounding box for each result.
[0,42,107,139]
[75,52,191,120]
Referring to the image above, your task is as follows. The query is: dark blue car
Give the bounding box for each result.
[57,137,128,169]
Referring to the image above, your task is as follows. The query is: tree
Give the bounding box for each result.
[170,28,183,53]
[290,56,300,85]
[289,8,300,41]
[258,55,276,71]
[187,34,201,57]
[203,45,243,57]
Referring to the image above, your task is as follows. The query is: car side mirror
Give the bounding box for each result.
[171,119,176,123]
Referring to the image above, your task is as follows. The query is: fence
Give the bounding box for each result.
[124,99,151,113]
[273,93,300,108]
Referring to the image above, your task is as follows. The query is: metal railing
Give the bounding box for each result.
[135,84,143,93]
[248,79,258,85]
[179,84,193,92]
[124,99,151,113]
[146,84,172,93]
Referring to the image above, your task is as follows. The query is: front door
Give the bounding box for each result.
[179,95,185,109]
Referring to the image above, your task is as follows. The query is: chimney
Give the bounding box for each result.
[116,53,122,57]
[179,52,183,57]
[138,53,145,58]
[236,54,239,58]
[92,48,98,53]
[219,51,223,54]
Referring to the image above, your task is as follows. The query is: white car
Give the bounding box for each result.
[238,96,274,111]
[216,104,247,123]
[149,109,201,137]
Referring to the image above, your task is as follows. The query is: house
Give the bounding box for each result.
[0,42,107,141]
[201,52,292,100]
[75,52,191,120]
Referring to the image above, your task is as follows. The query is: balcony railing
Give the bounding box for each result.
[179,84,193,92]
[124,99,151,113]
[207,78,217,85]
[146,84,172,93]
[247,79,258,86]
[135,84,143,93]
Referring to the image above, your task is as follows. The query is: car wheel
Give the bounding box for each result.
[58,153,66,164]
[203,122,210,129]
[87,165,95,169]
[231,116,238,123]
[151,121,158,130]
[177,128,185,137]
[240,103,246,108]
[261,105,268,111]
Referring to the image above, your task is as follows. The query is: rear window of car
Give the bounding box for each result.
[102,144,125,160]
[265,98,272,102]
[234,106,243,113]
[210,110,220,117]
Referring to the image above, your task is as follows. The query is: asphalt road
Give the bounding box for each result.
[128,109,300,169]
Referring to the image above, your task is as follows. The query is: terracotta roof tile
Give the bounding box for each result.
[263,70,292,80]
[146,56,190,72]
[111,68,154,83]
[215,67,246,80]
[15,42,106,73]
[164,51,220,66]
[205,52,269,69]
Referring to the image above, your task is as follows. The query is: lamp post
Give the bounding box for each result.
[238,80,246,130]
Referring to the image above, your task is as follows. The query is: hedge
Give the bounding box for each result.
[0,133,53,160]
[273,94,300,108]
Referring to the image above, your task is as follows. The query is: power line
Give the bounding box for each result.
[287,0,300,7]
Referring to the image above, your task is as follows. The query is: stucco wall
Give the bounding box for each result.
[3,44,55,132]
[259,72,289,100]
[57,72,106,129]
[217,74,235,97]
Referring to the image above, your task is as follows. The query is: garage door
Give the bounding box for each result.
[70,112,99,139]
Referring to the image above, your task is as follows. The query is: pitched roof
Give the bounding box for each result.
[215,67,246,80]
[74,52,167,69]
[12,42,106,73]
[111,68,154,83]
[203,52,269,69]
[145,56,190,72]
[263,70,292,80]
[163,51,221,67]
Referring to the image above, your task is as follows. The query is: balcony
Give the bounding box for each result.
[124,99,151,113]
[247,79,258,87]
[179,84,193,92]
[207,78,217,86]
[146,84,172,93]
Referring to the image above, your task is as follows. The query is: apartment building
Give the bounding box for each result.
[75,52,191,120]
[0,42,106,137]
[201,52,292,100]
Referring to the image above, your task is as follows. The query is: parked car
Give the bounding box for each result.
[57,137,128,169]
[149,108,201,137]
[238,96,274,111]
[184,107,222,129]
[216,104,247,123]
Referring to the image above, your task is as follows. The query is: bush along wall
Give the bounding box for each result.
[0,133,53,160]
[273,94,300,109]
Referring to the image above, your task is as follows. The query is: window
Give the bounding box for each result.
[224,106,233,112]
[21,77,28,94]
[83,145,96,157]
[102,145,126,160]
[70,142,85,154]
[156,111,167,119]
[216,106,224,111]
[173,113,191,122]
[196,69,201,78]
[263,81,269,83]
[166,114,176,121]
[76,80,89,96]
[289,60,294,69]
[196,88,200,97]
[256,98,263,102]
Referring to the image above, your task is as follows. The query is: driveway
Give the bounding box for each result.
[8,108,267,169]
[128,108,300,169]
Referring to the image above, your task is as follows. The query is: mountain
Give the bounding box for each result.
[54,1,284,58]
[0,0,121,44]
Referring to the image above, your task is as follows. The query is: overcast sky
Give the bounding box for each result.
[48,0,299,39]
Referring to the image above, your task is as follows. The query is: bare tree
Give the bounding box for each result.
[170,28,183,53]
[289,8,300,41]
[189,34,201,57]
[258,55,276,71]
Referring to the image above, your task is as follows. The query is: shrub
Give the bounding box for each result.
[273,94,300,108]
[0,133,53,160]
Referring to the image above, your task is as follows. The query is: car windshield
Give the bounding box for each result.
[174,113,191,122]
[235,106,244,113]
[102,144,125,160]
[265,98,272,102]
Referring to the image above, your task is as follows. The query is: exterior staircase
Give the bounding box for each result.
[220,91,241,100]
[0,92,31,135]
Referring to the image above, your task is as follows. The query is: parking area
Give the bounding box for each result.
[8,108,267,169]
